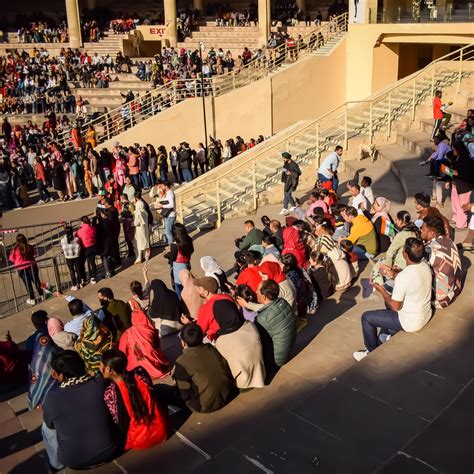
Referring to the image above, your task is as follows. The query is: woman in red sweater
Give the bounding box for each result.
[100,349,168,451]
[9,234,43,305]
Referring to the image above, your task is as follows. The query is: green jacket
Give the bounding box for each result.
[239,228,264,251]
[256,298,296,367]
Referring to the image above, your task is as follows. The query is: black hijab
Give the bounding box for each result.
[214,299,244,336]
[148,279,181,322]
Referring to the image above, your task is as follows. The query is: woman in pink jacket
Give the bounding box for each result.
[9,234,43,305]
[76,216,98,284]
[113,153,127,187]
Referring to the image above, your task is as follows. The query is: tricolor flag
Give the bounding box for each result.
[440,164,457,178]
[380,217,396,239]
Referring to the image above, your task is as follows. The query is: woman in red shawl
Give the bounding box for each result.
[101,349,168,451]
[258,261,297,313]
[282,226,306,268]
[118,309,169,379]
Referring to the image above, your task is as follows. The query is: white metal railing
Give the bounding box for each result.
[56,13,348,149]
[174,44,474,227]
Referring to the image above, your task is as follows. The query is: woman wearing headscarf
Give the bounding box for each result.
[282,226,306,268]
[119,309,169,379]
[200,256,229,293]
[214,300,266,389]
[259,261,296,313]
[369,197,395,253]
[47,317,77,350]
[28,331,58,409]
[148,279,183,336]
[133,199,150,264]
[75,315,113,375]
[101,349,168,451]
[179,269,203,320]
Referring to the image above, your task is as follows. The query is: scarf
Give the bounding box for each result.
[148,279,181,322]
[214,299,244,336]
[60,374,93,388]
[179,269,203,319]
[259,261,286,283]
[118,309,169,379]
[200,256,224,277]
[371,197,391,223]
[28,331,58,409]
[74,316,113,375]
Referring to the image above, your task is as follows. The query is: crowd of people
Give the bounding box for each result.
[2,134,470,469]
[0,124,265,212]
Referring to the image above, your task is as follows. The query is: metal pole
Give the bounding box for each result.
[199,44,209,152]
[344,104,348,150]
[458,49,463,92]
[387,92,392,139]
[52,257,62,292]
[369,102,373,145]
[316,122,320,164]
[411,79,416,121]
[252,160,257,211]
[7,268,19,313]
[216,181,221,228]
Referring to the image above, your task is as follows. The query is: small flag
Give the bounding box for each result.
[380,217,396,239]
[440,164,457,178]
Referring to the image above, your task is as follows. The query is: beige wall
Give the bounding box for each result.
[97,39,348,151]
[346,22,474,101]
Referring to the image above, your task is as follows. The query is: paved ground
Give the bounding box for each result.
[0,155,472,473]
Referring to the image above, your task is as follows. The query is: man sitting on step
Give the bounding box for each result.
[353,238,432,361]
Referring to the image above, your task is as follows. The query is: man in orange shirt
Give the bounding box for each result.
[431,90,451,140]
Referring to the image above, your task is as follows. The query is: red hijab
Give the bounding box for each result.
[259,261,286,283]
[282,227,306,268]
[118,309,169,379]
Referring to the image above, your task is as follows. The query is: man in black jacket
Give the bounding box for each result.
[178,142,193,182]
[42,351,119,471]
[280,152,301,215]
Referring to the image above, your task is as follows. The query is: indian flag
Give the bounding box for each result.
[441,164,456,178]
[380,217,396,239]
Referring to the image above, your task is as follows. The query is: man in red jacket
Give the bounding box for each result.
[190,277,234,342]
[431,90,451,140]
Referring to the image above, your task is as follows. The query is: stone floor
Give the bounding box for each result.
[0,156,472,473]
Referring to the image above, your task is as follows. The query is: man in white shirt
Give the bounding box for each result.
[317,145,343,191]
[361,176,375,206]
[348,182,370,214]
[152,181,176,246]
[353,238,432,361]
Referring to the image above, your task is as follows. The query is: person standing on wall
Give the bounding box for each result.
[431,90,452,141]
[279,152,301,216]
[317,146,343,192]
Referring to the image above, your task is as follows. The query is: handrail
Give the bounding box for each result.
[57,13,349,149]
[174,44,473,221]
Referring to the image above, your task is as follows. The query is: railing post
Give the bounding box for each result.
[7,268,19,313]
[315,122,320,164]
[252,159,257,211]
[369,102,373,145]
[458,48,463,92]
[173,82,177,105]
[52,257,62,292]
[215,181,222,228]
[387,92,392,139]
[431,66,435,99]
[105,113,110,140]
[344,104,348,150]
[411,79,416,121]
[178,195,184,223]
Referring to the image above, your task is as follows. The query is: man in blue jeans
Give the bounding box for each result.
[353,238,433,361]
[152,181,176,245]
[279,152,301,215]
[317,145,343,191]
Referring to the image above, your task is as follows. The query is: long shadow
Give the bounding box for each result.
[0,426,42,460]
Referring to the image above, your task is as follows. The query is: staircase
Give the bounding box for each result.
[173,46,473,234]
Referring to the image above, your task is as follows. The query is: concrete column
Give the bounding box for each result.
[296,0,306,14]
[193,0,205,15]
[164,0,178,47]
[258,0,270,47]
[65,0,82,48]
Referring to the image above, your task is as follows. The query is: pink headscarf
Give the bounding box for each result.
[47,317,64,337]
[371,197,391,223]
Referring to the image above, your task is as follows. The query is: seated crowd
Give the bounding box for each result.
[1,135,470,469]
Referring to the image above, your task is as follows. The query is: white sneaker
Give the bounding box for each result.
[90,278,97,285]
[279,208,289,215]
[70,285,78,291]
[26,298,36,305]
[38,200,44,204]
[379,333,391,344]
[353,350,369,362]
[289,206,297,212]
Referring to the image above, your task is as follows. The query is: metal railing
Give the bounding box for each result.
[56,13,348,150]
[174,44,474,228]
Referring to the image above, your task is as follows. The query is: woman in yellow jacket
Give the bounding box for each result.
[85,125,97,150]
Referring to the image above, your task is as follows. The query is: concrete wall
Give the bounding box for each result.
[346,22,474,101]
[97,38,347,151]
